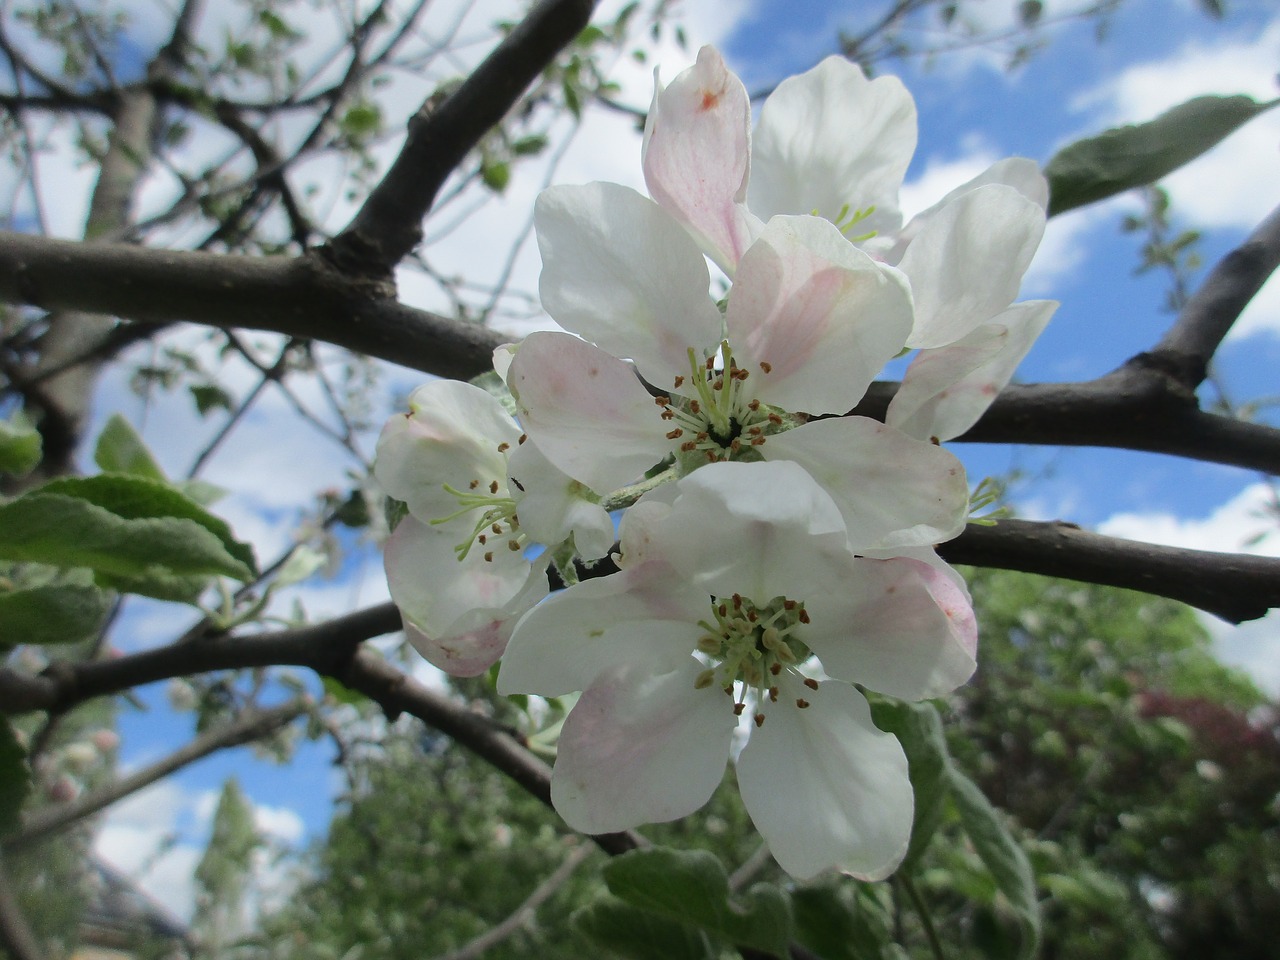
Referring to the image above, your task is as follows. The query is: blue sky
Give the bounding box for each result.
[19,0,1273,920]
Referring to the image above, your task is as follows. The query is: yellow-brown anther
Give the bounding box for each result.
[667,428,684,439]
[489,480,499,494]
[759,361,773,374]
[796,698,810,709]
[803,677,819,690]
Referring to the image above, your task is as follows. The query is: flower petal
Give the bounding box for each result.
[888,300,1057,442]
[643,45,760,274]
[385,516,543,676]
[726,215,913,414]
[622,460,851,601]
[761,417,969,550]
[749,56,915,240]
[374,380,520,523]
[551,658,737,834]
[804,556,977,700]
[498,558,708,698]
[505,439,615,560]
[508,331,671,493]
[738,677,912,881]
[897,184,1046,349]
[535,182,723,379]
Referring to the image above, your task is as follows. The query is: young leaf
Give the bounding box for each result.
[93,413,167,480]
[572,898,713,960]
[791,887,894,960]
[0,582,113,647]
[868,697,951,867]
[37,474,256,576]
[0,416,41,477]
[0,719,30,837]
[603,847,792,956]
[947,764,1041,959]
[1046,94,1280,216]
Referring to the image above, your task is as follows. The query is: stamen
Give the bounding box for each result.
[796,699,810,709]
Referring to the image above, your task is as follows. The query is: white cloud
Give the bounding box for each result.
[1098,482,1280,694]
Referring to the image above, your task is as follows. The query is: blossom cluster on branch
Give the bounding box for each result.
[374,47,1052,880]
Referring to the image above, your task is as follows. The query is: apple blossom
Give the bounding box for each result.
[510,188,971,551]
[499,461,977,880]
[374,379,612,675]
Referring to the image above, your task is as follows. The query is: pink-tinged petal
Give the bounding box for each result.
[374,380,520,522]
[624,460,851,601]
[726,215,913,414]
[505,440,614,559]
[738,678,912,881]
[552,659,737,834]
[762,418,968,550]
[888,300,1057,442]
[898,184,1046,349]
[385,517,544,676]
[805,556,977,699]
[508,331,671,493]
[498,559,708,698]
[535,182,723,379]
[750,57,915,239]
[883,158,1049,265]
[643,45,760,274]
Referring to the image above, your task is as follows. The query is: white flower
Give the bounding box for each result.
[642,45,1055,442]
[510,187,970,551]
[499,461,976,880]
[374,379,612,675]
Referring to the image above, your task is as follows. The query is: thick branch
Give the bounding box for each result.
[1149,202,1280,387]
[327,0,597,273]
[938,519,1280,624]
[6,700,307,852]
[0,231,507,381]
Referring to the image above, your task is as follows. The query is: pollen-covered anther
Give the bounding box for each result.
[689,400,701,414]
[489,480,499,494]
[491,523,502,535]
[667,428,684,440]
[747,399,760,412]
[655,396,670,407]
[661,409,676,421]
[729,438,742,453]
[750,437,766,446]
[759,361,772,374]
[673,375,685,388]
[712,378,723,390]
[767,413,784,425]
[681,441,697,452]
[507,540,521,551]
[469,479,480,489]
[769,662,782,676]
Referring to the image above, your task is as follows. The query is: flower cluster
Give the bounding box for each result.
[375,47,1052,880]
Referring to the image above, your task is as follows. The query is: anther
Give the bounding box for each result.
[747,399,760,411]
[673,375,685,387]
[491,523,502,534]
[508,540,521,551]
[489,480,499,494]
[759,361,772,374]
[469,479,480,489]
[478,534,487,545]
[518,434,527,444]
[681,441,697,452]
[798,609,810,624]
[768,687,779,702]
[655,396,670,406]
[662,409,676,421]
[666,428,684,439]
[733,703,746,716]
[694,669,716,690]
[750,437,766,446]
[497,442,510,452]
[796,699,810,709]
[769,662,782,675]
[803,677,819,691]
[754,713,766,728]
[689,400,701,414]
[767,413,783,425]
[484,551,494,562]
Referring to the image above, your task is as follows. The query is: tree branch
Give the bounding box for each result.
[937,518,1280,624]
[6,700,307,852]
[326,0,597,274]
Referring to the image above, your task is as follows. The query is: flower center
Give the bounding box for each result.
[654,341,795,473]
[692,593,817,726]
[430,439,526,563]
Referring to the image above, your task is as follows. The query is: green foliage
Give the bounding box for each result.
[598,848,792,956]
[0,474,256,603]
[0,717,31,837]
[1046,93,1280,216]
[93,413,167,480]
[0,580,113,647]
[0,414,41,476]
[572,899,714,960]
[193,777,263,958]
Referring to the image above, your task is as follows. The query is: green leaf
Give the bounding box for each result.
[511,134,550,156]
[603,847,792,956]
[1046,94,1280,216]
[572,899,713,960]
[0,582,113,647]
[340,101,382,138]
[94,414,167,481]
[868,697,951,867]
[791,887,893,960]
[0,485,255,601]
[480,158,511,193]
[0,719,30,837]
[190,384,233,417]
[38,475,256,576]
[946,764,1040,959]
[0,416,41,476]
